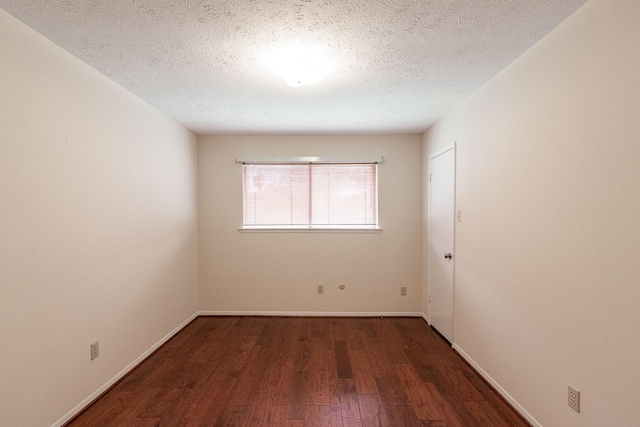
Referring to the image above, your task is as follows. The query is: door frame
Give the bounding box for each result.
[428,142,456,343]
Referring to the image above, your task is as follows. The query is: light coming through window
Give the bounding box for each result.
[242,163,378,228]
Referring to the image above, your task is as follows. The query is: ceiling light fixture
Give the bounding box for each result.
[267,46,329,87]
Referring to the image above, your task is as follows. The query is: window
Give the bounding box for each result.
[241,161,378,229]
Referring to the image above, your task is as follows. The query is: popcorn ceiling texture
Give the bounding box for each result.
[0,0,588,134]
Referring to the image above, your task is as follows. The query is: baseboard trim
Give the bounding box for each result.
[52,312,198,427]
[421,312,430,324]
[198,310,423,318]
[452,344,541,427]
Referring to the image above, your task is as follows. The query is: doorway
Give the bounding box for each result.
[428,143,456,343]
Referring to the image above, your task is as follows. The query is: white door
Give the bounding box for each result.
[429,144,456,343]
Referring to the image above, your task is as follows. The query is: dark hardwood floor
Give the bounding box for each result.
[66,317,530,426]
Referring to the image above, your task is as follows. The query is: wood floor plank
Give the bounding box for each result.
[275,333,300,405]
[338,379,362,427]
[67,391,133,426]
[92,389,156,426]
[357,393,390,427]
[162,396,197,427]
[187,376,240,427]
[435,391,480,427]
[375,377,421,427]
[205,317,241,343]
[65,317,530,427]
[362,337,389,377]
[266,404,289,426]
[344,320,366,350]
[287,336,311,420]
[237,316,268,336]
[335,340,353,379]
[464,401,515,427]
[357,318,378,339]
[459,366,531,426]
[332,319,347,341]
[330,401,345,427]
[328,366,345,427]
[304,405,332,427]
[435,361,484,402]
[127,418,161,427]
[404,348,456,394]
[394,405,425,427]
[214,405,246,427]
[253,350,291,416]
[373,320,411,364]
[421,421,449,427]
[138,387,182,418]
[394,364,447,421]
[146,360,202,389]
[305,337,332,405]
[227,344,270,407]
[375,371,410,406]
[187,340,224,364]
[227,335,260,372]
[111,350,166,392]
[349,349,379,394]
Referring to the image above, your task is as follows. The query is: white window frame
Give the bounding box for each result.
[238,156,383,233]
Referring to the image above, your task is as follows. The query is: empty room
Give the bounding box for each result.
[1,0,638,426]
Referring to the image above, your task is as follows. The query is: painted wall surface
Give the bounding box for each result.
[423,0,640,426]
[0,10,199,427]
[198,135,423,314]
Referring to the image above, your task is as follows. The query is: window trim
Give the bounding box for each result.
[238,226,383,233]
[236,156,384,165]
[239,157,383,232]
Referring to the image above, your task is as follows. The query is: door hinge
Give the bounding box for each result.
[429,173,432,182]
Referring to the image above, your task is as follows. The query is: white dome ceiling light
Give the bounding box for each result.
[267,46,333,88]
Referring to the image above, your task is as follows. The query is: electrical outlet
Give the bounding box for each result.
[400,286,407,296]
[318,284,324,295]
[90,342,99,360]
[568,385,580,413]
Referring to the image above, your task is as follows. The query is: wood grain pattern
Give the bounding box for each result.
[65,317,530,427]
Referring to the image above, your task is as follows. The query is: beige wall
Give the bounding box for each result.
[0,9,199,427]
[423,0,640,426]
[198,135,423,314]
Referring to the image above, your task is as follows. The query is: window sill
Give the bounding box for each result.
[239,227,383,234]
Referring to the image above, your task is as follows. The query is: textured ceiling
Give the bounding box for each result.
[0,0,588,135]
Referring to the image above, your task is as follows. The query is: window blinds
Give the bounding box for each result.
[242,163,377,227]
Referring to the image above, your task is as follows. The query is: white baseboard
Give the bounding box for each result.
[198,310,423,318]
[421,312,430,324]
[51,312,198,427]
[452,344,541,427]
